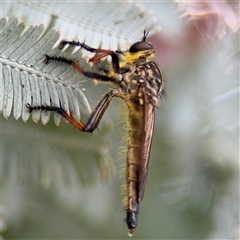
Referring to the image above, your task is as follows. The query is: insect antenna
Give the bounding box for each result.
[142,29,149,41]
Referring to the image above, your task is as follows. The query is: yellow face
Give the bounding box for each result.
[119,41,156,68]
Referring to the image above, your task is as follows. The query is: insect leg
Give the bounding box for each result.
[83,90,115,132]
[58,40,120,73]
[27,90,116,132]
[26,103,85,130]
[45,55,118,83]
[59,40,113,59]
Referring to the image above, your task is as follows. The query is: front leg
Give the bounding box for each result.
[58,40,120,73]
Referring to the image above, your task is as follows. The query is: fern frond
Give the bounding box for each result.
[0,17,92,126]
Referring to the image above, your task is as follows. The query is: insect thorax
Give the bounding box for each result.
[117,61,163,107]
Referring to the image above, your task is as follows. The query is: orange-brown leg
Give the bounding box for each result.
[58,40,120,72]
[26,103,85,130]
[26,90,115,132]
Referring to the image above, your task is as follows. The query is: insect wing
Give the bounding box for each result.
[138,88,155,203]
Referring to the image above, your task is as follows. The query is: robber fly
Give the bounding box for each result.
[27,30,164,235]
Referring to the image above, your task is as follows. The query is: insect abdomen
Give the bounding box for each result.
[126,105,143,234]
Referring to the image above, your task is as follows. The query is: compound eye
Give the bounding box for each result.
[129,41,153,53]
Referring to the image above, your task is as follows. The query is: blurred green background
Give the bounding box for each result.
[1,1,239,239]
